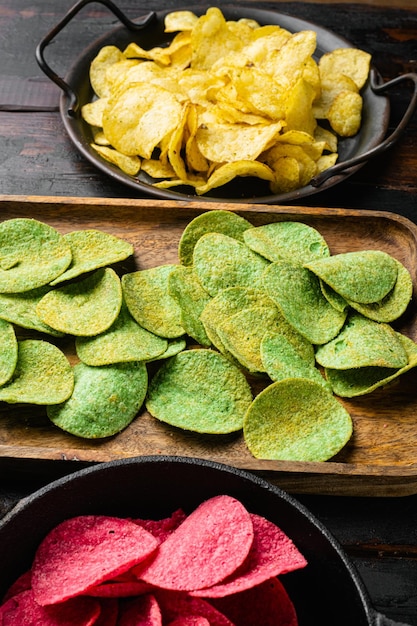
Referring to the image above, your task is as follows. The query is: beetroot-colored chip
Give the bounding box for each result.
[211,577,299,626]
[31,515,159,606]
[134,509,187,542]
[117,593,162,626]
[192,513,307,597]
[87,580,154,598]
[2,570,32,602]
[0,589,100,626]
[155,590,235,626]
[136,496,254,591]
[94,598,119,626]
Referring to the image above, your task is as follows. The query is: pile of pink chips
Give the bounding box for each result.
[0,495,307,625]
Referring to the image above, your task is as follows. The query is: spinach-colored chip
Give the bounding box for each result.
[146,349,253,434]
[47,361,147,438]
[243,378,352,461]
[168,265,212,346]
[0,319,18,386]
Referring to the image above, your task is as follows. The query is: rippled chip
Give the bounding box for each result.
[0,218,72,293]
[193,233,269,296]
[325,333,417,397]
[263,261,347,344]
[305,250,399,304]
[260,331,330,390]
[122,265,185,339]
[168,265,212,346]
[36,268,122,336]
[178,210,253,266]
[243,378,353,461]
[346,260,413,323]
[51,229,134,285]
[315,313,408,369]
[319,47,372,90]
[90,143,141,176]
[0,340,73,405]
[47,361,147,438]
[146,349,253,434]
[75,302,168,365]
[243,221,330,264]
[0,286,65,336]
[0,319,17,387]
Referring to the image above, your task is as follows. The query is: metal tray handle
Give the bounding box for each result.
[35,0,156,115]
[311,70,417,187]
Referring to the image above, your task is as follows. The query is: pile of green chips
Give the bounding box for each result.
[1,212,415,460]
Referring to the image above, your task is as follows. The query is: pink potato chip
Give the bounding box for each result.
[133,509,187,542]
[0,589,100,626]
[117,594,162,626]
[192,513,307,597]
[155,590,235,626]
[135,496,254,591]
[211,577,299,626]
[31,515,159,606]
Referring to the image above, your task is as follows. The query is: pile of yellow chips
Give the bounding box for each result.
[81,7,371,195]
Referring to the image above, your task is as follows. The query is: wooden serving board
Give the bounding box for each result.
[0,195,417,497]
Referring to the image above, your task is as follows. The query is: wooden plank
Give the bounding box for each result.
[0,195,417,497]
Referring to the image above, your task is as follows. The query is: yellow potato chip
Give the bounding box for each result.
[90,144,141,176]
[327,90,363,137]
[89,45,125,98]
[319,47,372,90]
[164,10,199,33]
[196,160,275,195]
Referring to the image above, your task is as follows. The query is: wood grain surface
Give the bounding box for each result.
[0,195,416,497]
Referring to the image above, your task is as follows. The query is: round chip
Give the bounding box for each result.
[51,229,134,285]
[0,286,65,336]
[168,265,212,346]
[193,233,269,297]
[243,378,353,461]
[122,265,185,339]
[262,261,347,344]
[0,218,71,293]
[178,210,253,266]
[0,339,73,405]
[146,349,252,434]
[36,268,122,336]
[47,361,147,438]
[243,221,330,264]
[31,515,159,605]
[304,250,399,304]
[137,495,254,591]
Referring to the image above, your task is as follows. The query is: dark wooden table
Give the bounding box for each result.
[1,0,417,624]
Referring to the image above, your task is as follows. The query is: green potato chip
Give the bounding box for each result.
[0,218,72,292]
[147,338,187,361]
[243,378,353,461]
[0,339,73,405]
[122,265,185,339]
[346,260,413,322]
[315,313,408,369]
[325,333,417,397]
[51,229,134,285]
[146,349,253,434]
[243,221,330,264]
[178,209,253,266]
[47,361,147,438]
[260,332,331,391]
[0,319,18,386]
[168,265,212,346]
[36,268,122,336]
[319,280,348,313]
[262,261,347,344]
[304,250,399,304]
[193,233,270,297]
[216,305,280,373]
[75,301,168,365]
[0,286,65,337]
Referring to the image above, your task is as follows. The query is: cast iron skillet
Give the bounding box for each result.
[35,0,417,204]
[0,456,411,625]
